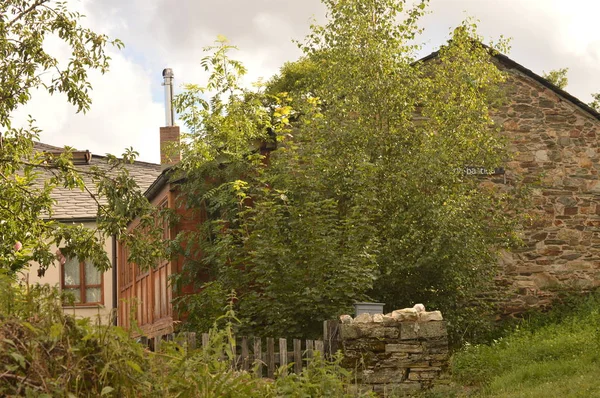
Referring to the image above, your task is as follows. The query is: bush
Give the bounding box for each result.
[0,273,151,396]
[0,275,374,397]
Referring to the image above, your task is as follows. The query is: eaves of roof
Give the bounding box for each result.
[49,216,97,223]
[143,165,187,202]
[90,154,162,168]
[144,167,172,201]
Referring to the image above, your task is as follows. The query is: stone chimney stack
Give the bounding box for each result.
[160,68,180,168]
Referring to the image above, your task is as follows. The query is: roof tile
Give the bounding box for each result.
[33,144,162,220]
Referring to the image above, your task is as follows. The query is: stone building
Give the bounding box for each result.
[484,52,600,312]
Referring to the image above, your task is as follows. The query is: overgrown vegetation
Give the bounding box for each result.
[449,291,600,397]
[542,68,569,90]
[590,92,600,112]
[171,0,525,344]
[0,274,374,397]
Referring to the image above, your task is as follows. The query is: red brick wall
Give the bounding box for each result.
[160,126,180,166]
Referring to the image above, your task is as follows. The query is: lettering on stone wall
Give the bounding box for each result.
[461,166,505,176]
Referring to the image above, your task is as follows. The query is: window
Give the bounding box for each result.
[61,257,103,305]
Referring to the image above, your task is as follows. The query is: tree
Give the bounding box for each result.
[542,68,569,89]
[173,1,522,341]
[541,69,600,114]
[590,92,600,112]
[0,1,159,275]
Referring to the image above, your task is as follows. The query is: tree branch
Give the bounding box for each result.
[6,0,49,28]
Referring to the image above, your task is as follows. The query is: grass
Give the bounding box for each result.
[447,293,600,398]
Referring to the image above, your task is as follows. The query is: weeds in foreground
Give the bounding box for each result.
[450,292,600,397]
[0,273,374,397]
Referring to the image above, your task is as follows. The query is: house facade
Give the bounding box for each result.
[26,143,161,324]
[489,54,600,313]
[117,171,203,337]
[117,125,205,337]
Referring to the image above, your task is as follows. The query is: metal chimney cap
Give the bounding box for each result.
[162,68,174,78]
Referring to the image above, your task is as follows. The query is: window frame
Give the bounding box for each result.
[61,257,104,306]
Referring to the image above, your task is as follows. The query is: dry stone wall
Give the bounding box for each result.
[493,61,600,313]
[338,306,448,396]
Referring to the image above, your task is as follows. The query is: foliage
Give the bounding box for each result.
[274,351,368,398]
[0,272,151,396]
[171,35,379,338]
[0,277,373,397]
[541,68,569,89]
[541,68,599,115]
[172,0,524,343]
[0,0,163,275]
[450,291,600,397]
[150,303,270,398]
[590,92,600,112]
[154,302,371,397]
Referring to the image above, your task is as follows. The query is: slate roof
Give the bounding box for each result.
[33,142,65,152]
[32,142,162,220]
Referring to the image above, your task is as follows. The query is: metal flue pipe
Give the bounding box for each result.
[162,68,174,127]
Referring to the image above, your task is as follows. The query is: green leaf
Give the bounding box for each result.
[10,352,26,369]
[126,360,142,373]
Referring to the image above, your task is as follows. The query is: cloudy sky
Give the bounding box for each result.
[15,0,600,163]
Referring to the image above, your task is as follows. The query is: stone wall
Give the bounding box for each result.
[492,61,600,313]
[338,307,448,396]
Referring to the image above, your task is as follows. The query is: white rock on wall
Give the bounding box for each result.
[353,313,373,323]
[373,313,384,323]
[340,314,353,324]
[419,310,443,322]
[339,305,443,324]
[391,308,418,321]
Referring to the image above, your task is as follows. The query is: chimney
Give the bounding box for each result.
[160,68,180,168]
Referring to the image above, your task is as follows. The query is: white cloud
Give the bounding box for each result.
[10,1,165,163]
[549,0,600,56]
[48,51,164,162]
[12,49,164,163]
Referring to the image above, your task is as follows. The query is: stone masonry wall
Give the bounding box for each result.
[338,306,448,396]
[493,62,600,313]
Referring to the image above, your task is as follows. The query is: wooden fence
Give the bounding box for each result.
[144,320,340,378]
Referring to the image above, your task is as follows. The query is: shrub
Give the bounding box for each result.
[0,275,374,397]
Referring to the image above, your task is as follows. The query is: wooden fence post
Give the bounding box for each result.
[279,338,288,376]
[306,340,314,360]
[254,337,263,377]
[323,320,340,359]
[266,337,275,378]
[186,332,197,351]
[241,336,249,371]
[293,339,302,374]
[314,340,324,356]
